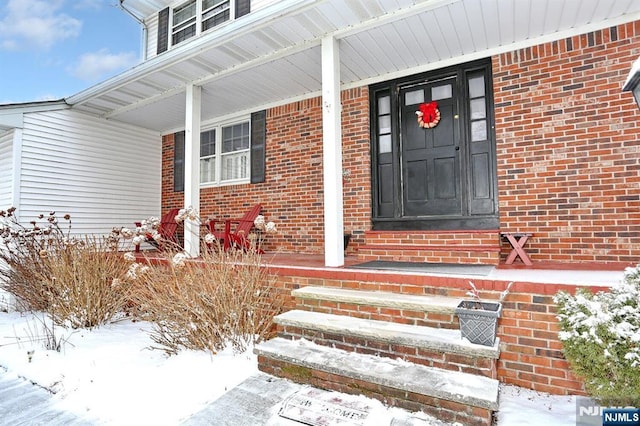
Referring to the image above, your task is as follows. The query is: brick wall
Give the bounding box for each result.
[160,88,371,254]
[494,22,640,264]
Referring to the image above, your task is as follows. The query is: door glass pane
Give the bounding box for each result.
[471,120,487,141]
[379,134,392,153]
[405,90,424,105]
[378,96,390,114]
[379,115,391,134]
[469,76,485,98]
[470,99,486,119]
[431,84,452,101]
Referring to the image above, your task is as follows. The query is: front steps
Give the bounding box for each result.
[255,286,501,426]
[357,230,501,265]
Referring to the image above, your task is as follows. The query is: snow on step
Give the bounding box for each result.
[255,337,500,411]
[275,310,500,358]
[292,286,461,313]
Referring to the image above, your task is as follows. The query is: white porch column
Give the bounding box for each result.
[321,36,344,267]
[184,84,201,257]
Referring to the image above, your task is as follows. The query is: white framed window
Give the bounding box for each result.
[171,0,197,46]
[200,120,250,186]
[170,0,234,47]
[202,0,231,31]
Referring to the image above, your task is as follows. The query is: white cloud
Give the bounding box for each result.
[69,48,138,81]
[0,0,82,51]
[73,0,103,11]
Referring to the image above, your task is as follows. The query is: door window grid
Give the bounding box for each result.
[468,75,487,142]
[377,95,392,154]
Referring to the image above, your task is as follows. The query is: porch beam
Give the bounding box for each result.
[184,84,201,257]
[321,36,344,267]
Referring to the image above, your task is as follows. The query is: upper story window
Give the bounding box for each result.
[172,0,197,46]
[202,0,231,32]
[161,0,250,50]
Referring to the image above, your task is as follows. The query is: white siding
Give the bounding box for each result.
[19,110,162,236]
[252,0,276,12]
[145,12,159,60]
[0,130,14,209]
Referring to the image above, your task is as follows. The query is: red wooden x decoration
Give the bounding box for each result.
[502,233,533,266]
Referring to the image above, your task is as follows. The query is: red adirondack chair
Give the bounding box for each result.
[134,208,180,252]
[207,204,262,252]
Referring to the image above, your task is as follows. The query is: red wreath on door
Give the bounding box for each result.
[416,101,441,128]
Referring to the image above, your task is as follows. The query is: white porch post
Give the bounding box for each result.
[184,84,201,257]
[321,36,344,267]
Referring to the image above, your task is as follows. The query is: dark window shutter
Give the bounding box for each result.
[157,7,169,54]
[174,131,185,192]
[250,110,266,184]
[235,0,250,18]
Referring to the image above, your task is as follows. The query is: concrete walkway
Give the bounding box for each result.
[0,368,91,426]
[0,370,440,426]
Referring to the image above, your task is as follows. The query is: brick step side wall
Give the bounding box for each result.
[295,297,459,329]
[277,325,497,379]
[359,230,501,264]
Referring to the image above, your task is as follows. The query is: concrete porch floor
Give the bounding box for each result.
[260,252,629,287]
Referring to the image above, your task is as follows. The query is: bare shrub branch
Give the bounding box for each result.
[129,246,284,355]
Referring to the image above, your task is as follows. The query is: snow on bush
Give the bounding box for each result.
[554,265,640,405]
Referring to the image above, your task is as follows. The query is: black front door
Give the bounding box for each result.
[371,59,498,230]
[400,77,461,217]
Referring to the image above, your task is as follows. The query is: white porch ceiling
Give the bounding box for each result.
[71,0,640,133]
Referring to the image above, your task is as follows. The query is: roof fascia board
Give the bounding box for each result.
[104,37,321,119]
[67,0,323,106]
[0,100,69,113]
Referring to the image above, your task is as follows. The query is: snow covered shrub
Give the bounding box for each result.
[0,208,132,327]
[127,246,284,356]
[39,237,132,328]
[554,266,640,406]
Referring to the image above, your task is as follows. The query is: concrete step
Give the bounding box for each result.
[275,310,499,378]
[292,285,464,329]
[292,286,460,313]
[255,337,499,425]
[276,309,499,358]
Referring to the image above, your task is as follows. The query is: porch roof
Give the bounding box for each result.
[69,0,640,134]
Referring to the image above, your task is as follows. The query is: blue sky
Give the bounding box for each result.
[0,0,142,104]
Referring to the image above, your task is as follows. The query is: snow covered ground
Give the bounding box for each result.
[0,311,579,425]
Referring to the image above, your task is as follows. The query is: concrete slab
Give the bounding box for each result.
[182,372,444,426]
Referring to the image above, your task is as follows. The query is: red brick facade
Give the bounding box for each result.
[494,22,640,264]
[162,88,371,255]
[162,22,640,265]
